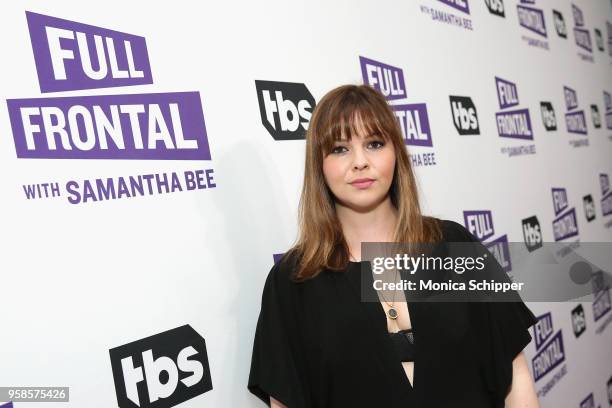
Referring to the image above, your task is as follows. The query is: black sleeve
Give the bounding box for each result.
[247,261,307,408]
[444,220,538,402]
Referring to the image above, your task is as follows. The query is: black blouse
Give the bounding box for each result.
[248,219,537,408]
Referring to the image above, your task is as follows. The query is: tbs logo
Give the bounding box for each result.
[591,105,602,129]
[522,216,542,252]
[540,101,557,131]
[109,325,212,408]
[595,28,604,52]
[553,10,567,38]
[571,304,587,337]
[255,80,315,141]
[449,96,479,135]
[484,0,505,17]
[583,194,596,222]
[607,375,612,406]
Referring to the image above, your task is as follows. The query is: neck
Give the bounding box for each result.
[335,195,398,261]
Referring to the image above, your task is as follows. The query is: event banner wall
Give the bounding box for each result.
[1,0,611,407]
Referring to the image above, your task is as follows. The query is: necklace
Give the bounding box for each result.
[350,253,400,320]
[378,266,399,320]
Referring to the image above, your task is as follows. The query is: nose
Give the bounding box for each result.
[352,145,369,170]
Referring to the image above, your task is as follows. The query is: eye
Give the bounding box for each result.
[369,140,385,149]
[331,145,348,154]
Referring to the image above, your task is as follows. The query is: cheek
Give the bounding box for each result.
[379,150,396,179]
[322,158,343,185]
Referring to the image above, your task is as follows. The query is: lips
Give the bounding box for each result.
[350,178,375,189]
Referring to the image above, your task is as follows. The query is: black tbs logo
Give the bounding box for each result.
[607,375,612,406]
[594,28,604,52]
[484,0,505,17]
[522,215,542,252]
[553,10,567,39]
[540,102,557,131]
[571,304,587,337]
[583,194,596,222]
[449,95,479,135]
[109,325,212,408]
[591,105,602,129]
[255,80,315,140]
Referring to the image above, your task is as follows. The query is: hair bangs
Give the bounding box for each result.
[318,93,393,156]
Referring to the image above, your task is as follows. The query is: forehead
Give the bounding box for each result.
[336,111,382,141]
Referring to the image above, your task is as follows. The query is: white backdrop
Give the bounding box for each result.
[1,0,611,407]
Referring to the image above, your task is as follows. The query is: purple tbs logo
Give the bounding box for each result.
[601,173,612,217]
[463,210,511,273]
[551,187,579,241]
[564,86,588,136]
[7,12,210,161]
[359,56,433,150]
[531,312,566,383]
[494,77,533,141]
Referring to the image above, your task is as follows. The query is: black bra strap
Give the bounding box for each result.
[389,328,415,362]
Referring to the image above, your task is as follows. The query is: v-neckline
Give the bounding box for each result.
[344,261,416,391]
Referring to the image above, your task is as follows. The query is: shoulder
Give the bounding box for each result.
[437,218,479,243]
[262,250,302,294]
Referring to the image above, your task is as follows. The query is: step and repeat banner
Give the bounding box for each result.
[1,0,611,407]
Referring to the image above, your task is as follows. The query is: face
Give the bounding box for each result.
[322,120,396,212]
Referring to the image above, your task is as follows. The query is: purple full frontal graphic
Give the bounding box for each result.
[437,0,470,14]
[564,86,578,110]
[463,210,495,241]
[552,188,569,216]
[517,4,547,38]
[7,91,210,160]
[496,108,534,140]
[26,11,153,93]
[359,56,407,101]
[495,77,519,109]
[392,103,432,147]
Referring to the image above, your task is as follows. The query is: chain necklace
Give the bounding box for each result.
[379,266,399,319]
[350,254,400,320]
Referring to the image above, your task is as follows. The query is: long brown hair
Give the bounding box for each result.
[282,84,442,281]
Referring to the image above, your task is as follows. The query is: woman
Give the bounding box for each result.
[247,84,539,407]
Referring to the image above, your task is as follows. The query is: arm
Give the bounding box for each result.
[504,352,539,408]
[271,396,288,408]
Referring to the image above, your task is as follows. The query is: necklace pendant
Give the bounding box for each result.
[387,307,398,320]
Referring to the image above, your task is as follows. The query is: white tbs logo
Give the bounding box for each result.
[109,325,212,408]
